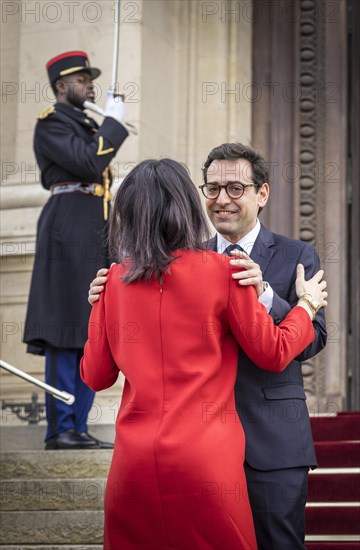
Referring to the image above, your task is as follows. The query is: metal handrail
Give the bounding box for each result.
[0,359,75,405]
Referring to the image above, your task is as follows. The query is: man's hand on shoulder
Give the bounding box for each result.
[229,250,264,297]
[88,267,110,305]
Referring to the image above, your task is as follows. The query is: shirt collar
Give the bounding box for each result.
[216,219,261,255]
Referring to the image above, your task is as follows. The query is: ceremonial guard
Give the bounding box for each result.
[23,51,129,449]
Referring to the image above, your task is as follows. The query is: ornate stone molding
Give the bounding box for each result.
[298,0,326,403]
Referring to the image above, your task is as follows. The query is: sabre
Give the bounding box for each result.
[84,0,138,135]
[112,0,121,91]
[0,359,75,405]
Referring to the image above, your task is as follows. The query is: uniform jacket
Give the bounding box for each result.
[205,224,327,470]
[24,103,128,354]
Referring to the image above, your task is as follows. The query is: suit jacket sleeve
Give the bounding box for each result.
[80,287,119,392]
[227,266,315,372]
[269,243,327,362]
[35,116,128,182]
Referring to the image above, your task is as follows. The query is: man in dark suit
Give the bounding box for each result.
[88,142,327,547]
[199,142,327,549]
[23,51,129,450]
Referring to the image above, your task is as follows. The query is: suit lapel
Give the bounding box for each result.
[203,227,275,275]
[250,224,275,275]
[203,236,217,252]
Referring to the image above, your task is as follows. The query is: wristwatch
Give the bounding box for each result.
[298,292,321,317]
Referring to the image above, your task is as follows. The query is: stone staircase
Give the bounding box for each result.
[305,413,360,549]
[0,447,112,548]
[2,416,359,548]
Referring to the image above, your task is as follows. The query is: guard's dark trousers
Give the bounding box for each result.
[45,345,94,440]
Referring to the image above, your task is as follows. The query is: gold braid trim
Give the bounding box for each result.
[102,167,112,221]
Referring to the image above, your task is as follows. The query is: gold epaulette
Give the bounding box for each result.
[37,107,56,120]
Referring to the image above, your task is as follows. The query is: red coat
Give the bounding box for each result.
[81,249,314,550]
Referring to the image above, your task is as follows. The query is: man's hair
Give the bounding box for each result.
[202,142,269,187]
[109,158,210,283]
[52,81,60,97]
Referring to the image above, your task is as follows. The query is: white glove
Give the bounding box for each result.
[104,91,125,124]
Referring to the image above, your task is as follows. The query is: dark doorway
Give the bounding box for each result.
[347,0,360,410]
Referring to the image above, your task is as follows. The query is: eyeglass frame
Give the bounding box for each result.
[198,181,260,200]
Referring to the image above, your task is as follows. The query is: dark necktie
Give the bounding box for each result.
[223,244,243,256]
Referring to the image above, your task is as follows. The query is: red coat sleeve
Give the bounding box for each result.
[227,265,315,372]
[80,288,119,392]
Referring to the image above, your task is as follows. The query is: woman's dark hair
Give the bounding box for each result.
[109,158,210,283]
[202,142,269,188]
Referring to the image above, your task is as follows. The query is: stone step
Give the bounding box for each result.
[0,511,104,546]
[0,425,115,452]
[1,478,106,511]
[0,450,112,480]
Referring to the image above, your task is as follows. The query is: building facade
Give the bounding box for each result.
[1,0,358,427]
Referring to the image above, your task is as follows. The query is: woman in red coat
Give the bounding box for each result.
[80,159,327,550]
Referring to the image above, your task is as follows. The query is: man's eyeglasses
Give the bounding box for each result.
[199,182,259,200]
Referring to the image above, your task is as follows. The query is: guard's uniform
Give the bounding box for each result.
[23,52,128,442]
